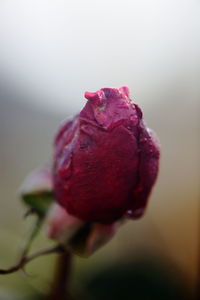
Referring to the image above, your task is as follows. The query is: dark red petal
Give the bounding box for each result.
[53,87,160,223]
[126,120,160,219]
[55,123,139,223]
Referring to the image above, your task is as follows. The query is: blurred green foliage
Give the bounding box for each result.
[81,257,193,300]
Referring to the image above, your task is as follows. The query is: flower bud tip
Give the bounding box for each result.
[84,92,98,101]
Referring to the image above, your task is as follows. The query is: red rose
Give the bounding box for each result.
[53,87,160,224]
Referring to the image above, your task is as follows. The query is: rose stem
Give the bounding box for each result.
[0,245,64,275]
[49,250,72,300]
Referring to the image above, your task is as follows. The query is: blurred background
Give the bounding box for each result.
[0,0,199,299]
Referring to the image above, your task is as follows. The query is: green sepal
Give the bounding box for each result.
[21,191,54,217]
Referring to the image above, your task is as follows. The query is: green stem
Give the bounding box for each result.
[19,216,43,259]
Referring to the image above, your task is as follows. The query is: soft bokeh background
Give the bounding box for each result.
[0,0,199,299]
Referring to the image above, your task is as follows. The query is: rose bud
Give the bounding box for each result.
[53,86,160,224]
[45,203,121,257]
[20,167,52,195]
[20,167,54,216]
